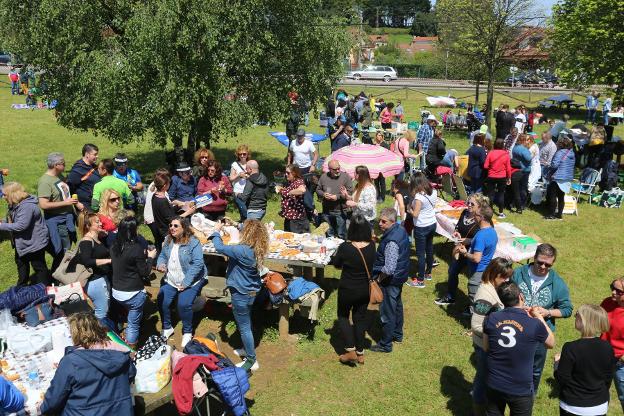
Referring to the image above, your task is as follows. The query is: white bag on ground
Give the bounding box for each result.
[133,345,172,393]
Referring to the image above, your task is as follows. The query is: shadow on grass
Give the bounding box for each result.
[431,243,472,330]
[544,376,559,399]
[440,365,472,415]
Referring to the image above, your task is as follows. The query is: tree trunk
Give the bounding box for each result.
[485,69,496,129]
[475,75,481,105]
[187,125,197,154]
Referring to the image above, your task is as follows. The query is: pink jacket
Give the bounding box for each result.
[196,174,233,213]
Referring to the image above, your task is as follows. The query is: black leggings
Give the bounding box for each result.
[15,247,50,286]
[486,177,507,214]
[546,181,565,217]
[511,171,529,210]
[374,175,386,201]
[337,286,370,352]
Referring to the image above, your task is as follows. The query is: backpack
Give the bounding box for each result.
[600,159,619,191]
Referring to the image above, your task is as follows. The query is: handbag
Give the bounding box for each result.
[264,271,287,295]
[58,293,92,316]
[354,244,383,305]
[52,240,94,286]
[18,297,56,327]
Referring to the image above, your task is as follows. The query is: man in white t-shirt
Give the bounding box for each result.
[287,128,318,175]
[514,107,526,133]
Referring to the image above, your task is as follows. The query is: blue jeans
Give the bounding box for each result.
[322,212,347,240]
[85,276,109,320]
[532,342,547,394]
[604,113,610,126]
[473,345,488,405]
[158,279,207,334]
[379,284,404,351]
[115,291,146,344]
[11,81,19,95]
[231,289,257,361]
[586,108,596,124]
[233,196,248,221]
[614,362,624,412]
[413,223,437,281]
[246,209,265,220]
[446,256,467,300]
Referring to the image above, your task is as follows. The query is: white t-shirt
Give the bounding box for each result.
[144,181,170,224]
[412,189,438,227]
[289,139,316,169]
[515,113,526,133]
[166,243,185,287]
[230,161,247,194]
[528,266,547,297]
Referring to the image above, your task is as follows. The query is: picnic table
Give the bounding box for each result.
[435,205,538,263]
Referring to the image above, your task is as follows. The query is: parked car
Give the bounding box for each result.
[506,71,558,88]
[0,52,22,74]
[345,65,398,82]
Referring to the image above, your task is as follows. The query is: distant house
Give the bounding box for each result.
[504,26,549,66]
[396,36,438,55]
[368,35,389,48]
[348,28,376,69]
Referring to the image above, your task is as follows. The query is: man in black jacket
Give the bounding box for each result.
[67,143,100,210]
[495,104,516,139]
[239,160,268,220]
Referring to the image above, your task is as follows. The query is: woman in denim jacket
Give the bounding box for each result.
[156,216,207,348]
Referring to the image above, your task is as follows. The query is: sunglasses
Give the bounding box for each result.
[330,168,340,172]
[285,171,292,175]
[200,156,209,160]
[611,283,624,296]
[535,260,553,268]
[238,153,248,156]
[169,223,181,229]
[109,197,120,202]
[467,202,476,206]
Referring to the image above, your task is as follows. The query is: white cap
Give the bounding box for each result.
[427,114,438,122]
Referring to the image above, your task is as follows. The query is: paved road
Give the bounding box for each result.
[339,78,579,94]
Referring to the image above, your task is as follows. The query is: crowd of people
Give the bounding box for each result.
[0,88,622,416]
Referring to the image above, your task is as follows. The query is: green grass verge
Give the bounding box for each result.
[0,84,622,415]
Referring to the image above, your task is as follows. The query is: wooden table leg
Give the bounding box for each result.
[302,266,313,280]
[315,267,324,281]
[279,302,290,340]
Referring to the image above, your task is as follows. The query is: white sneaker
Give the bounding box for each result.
[232,348,247,358]
[181,333,193,348]
[161,327,174,340]
[236,358,259,371]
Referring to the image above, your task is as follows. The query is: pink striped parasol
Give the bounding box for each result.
[322,144,404,179]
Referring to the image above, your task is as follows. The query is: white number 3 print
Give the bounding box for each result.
[497,326,517,348]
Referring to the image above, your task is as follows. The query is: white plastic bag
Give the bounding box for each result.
[7,327,52,355]
[133,345,172,393]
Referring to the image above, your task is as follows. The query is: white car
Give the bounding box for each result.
[346,65,398,82]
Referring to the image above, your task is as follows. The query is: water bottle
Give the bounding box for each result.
[27,366,40,390]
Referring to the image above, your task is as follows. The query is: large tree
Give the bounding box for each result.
[0,0,352,151]
[436,0,537,127]
[362,0,432,28]
[550,0,624,97]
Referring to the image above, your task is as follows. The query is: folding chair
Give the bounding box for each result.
[441,174,456,200]
[453,174,469,201]
[191,364,224,416]
[562,195,578,216]
[570,168,602,203]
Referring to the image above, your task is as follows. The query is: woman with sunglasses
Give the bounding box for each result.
[276,164,309,233]
[435,193,491,306]
[197,160,233,221]
[98,189,127,234]
[110,216,158,348]
[229,145,250,221]
[152,174,196,250]
[211,219,269,371]
[511,243,573,394]
[192,148,215,179]
[600,278,624,413]
[343,165,377,227]
[156,217,207,348]
[555,304,615,416]
[469,257,513,416]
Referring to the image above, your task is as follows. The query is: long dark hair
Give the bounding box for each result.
[410,172,432,196]
[111,216,139,255]
[354,165,372,201]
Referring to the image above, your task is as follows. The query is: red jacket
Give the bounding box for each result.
[601,297,624,359]
[197,174,233,213]
[484,149,512,179]
[172,355,220,415]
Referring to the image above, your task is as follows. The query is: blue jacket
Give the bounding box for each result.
[212,233,261,294]
[511,264,573,331]
[331,133,351,153]
[512,145,533,173]
[40,347,136,416]
[548,148,575,182]
[169,174,196,202]
[287,277,320,300]
[0,377,24,415]
[373,223,411,286]
[67,159,101,209]
[211,366,250,416]
[0,195,49,256]
[157,236,207,287]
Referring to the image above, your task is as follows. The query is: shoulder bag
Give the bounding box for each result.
[264,271,287,295]
[52,239,94,286]
[354,244,383,305]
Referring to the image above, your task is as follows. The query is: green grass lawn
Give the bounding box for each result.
[1,83,623,415]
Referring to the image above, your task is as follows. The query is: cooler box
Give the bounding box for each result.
[512,236,538,253]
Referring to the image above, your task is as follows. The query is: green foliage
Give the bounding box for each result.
[361,0,432,28]
[0,0,352,148]
[551,0,624,94]
[410,11,438,36]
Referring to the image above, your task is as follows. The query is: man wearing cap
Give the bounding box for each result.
[287,128,318,175]
[416,114,437,169]
[168,163,196,203]
[470,124,492,146]
[92,158,135,211]
[316,160,353,239]
[113,153,143,210]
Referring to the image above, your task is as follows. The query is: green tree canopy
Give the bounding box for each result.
[0,0,352,149]
[550,0,624,96]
